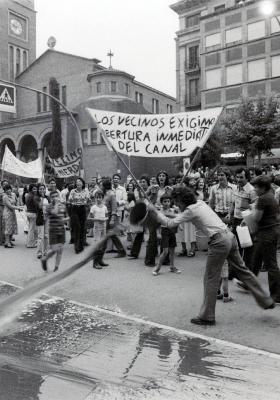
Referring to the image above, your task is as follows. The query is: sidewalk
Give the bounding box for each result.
[0,281,280,400]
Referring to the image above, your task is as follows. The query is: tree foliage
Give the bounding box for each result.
[223,96,280,164]
[198,126,224,168]
[49,77,63,159]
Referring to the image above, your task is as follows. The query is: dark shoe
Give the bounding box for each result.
[37,254,42,259]
[265,302,275,310]
[178,252,188,257]
[187,251,195,257]
[69,239,74,244]
[84,242,89,246]
[4,244,13,248]
[93,261,102,270]
[190,317,216,326]
[145,262,156,267]
[41,259,47,272]
[98,260,109,267]
[106,249,118,254]
[75,248,83,254]
[217,293,223,300]
[53,266,58,272]
[11,238,15,242]
[115,252,126,258]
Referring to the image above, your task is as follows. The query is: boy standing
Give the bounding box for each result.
[153,194,181,276]
[41,191,67,272]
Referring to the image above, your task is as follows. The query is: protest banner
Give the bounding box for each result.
[1,146,43,179]
[87,107,223,158]
[45,147,82,178]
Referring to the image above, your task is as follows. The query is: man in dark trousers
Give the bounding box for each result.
[248,176,280,303]
[149,186,275,325]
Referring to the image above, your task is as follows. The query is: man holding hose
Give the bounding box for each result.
[146,186,275,325]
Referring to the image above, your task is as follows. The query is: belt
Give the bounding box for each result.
[210,229,229,241]
[216,212,228,217]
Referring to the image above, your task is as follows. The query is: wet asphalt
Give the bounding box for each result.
[0,281,280,400]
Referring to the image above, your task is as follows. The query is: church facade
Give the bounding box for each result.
[0,1,178,181]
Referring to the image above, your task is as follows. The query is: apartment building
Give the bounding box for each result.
[171,0,280,111]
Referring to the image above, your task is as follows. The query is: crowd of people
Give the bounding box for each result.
[0,163,280,324]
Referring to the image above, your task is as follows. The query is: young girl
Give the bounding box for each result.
[41,191,67,272]
[153,194,181,276]
[88,190,108,269]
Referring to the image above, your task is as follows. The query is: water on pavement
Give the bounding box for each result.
[0,282,279,400]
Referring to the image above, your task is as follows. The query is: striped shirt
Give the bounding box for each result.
[46,202,65,236]
[209,183,234,214]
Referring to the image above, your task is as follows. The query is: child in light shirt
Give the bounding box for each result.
[88,190,108,243]
[153,194,181,276]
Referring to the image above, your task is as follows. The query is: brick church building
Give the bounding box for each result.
[0,0,177,181]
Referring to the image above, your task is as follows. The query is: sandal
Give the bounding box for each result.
[153,269,160,276]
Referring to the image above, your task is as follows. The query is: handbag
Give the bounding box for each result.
[236,226,253,248]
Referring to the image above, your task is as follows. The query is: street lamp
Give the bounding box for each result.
[259,0,275,15]
[258,1,280,25]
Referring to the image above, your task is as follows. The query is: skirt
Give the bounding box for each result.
[3,209,18,236]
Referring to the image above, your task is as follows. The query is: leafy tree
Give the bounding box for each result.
[172,126,224,173]
[173,126,224,172]
[223,96,280,166]
[198,127,224,168]
[49,77,63,159]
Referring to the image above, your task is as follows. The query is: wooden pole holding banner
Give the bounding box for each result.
[101,131,148,199]
[180,147,203,184]
[180,107,224,184]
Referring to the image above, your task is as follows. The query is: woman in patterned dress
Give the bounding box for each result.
[3,185,23,248]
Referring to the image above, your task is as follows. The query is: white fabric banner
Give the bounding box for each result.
[1,146,43,179]
[87,107,223,158]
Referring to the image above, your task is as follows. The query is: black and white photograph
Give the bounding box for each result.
[0,0,280,399]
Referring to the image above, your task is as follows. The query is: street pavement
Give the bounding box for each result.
[0,282,280,400]
[0,222,280,399]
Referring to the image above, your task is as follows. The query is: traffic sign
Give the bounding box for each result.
[0,83,16,113]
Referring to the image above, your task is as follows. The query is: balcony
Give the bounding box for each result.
[184,61,200,74]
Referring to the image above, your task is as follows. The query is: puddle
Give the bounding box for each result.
[0,282,279,400]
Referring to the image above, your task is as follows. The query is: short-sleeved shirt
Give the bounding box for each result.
[256,191,280,230]
[233,182,257,219]
[90,204,108,220]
